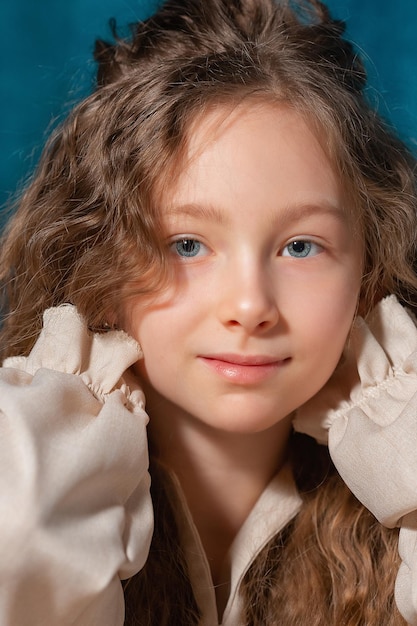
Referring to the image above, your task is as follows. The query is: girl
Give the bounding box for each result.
[0,0,416,624]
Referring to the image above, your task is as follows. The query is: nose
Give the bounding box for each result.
[217,259,280,334]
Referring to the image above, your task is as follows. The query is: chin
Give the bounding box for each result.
[203,412,292,436]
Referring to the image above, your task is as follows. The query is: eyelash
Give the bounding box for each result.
[169,237,323,259]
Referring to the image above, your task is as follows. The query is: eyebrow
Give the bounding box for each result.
[164,200,346,226]
[164,203,228,225]
[277,201,347,224]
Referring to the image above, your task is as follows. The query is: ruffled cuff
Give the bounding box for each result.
[3,304,144,404]
[294,295,417,624]
[293,295,417,527]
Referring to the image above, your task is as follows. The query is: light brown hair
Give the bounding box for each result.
[1,0,416,357]
[1,0,416,623]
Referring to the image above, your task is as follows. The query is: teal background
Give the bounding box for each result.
[1,1,416,211]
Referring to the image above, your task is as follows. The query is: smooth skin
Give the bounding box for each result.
[122,102,363,611]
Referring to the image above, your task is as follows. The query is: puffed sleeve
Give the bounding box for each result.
[0,305,153,625]
[293,295,417,624]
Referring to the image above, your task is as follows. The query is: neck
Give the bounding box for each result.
[148,397,292,587]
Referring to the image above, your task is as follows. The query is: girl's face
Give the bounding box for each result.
[123,103,363,434]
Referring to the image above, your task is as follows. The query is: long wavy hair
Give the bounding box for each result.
[1,0,416,623]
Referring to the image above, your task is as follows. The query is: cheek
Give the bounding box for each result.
[126,304,186,381]
[130,328,169,391]
[294,273,360,355]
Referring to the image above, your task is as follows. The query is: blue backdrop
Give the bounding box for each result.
[1,0,416,211]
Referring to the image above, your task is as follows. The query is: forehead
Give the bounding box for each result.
[163,100,343,214]
[183,98,332,157]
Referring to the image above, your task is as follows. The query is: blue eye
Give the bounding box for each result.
[171,238,203,258]
[283,240,321,258]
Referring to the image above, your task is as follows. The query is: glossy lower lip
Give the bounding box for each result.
[199,355,289,385]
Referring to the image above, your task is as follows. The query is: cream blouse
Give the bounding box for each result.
[0,306,152,624]
[0,296,416,624]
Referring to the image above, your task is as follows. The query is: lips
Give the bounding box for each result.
[199,354,289,384]
[203,354,281,365]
